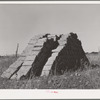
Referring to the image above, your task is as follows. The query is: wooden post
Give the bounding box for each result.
[16,43,19,57]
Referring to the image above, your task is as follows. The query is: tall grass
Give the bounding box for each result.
[0,54,100,89]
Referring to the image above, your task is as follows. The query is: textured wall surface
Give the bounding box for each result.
[1,33,90,80]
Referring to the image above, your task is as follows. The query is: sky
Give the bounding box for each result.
[0,4,100,55]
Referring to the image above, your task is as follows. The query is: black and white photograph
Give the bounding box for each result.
[1,2,100,94]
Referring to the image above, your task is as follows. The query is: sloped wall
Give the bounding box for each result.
[1,33,90,80]
[50,33,90,75]
[27,37,60,78]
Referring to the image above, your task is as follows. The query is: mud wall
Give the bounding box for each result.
[50,33,90,75]
[27,36,60,78]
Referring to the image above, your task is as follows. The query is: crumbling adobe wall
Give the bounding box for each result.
[26,35,61,78]
[50,32,90,75]
[1,33,90,80]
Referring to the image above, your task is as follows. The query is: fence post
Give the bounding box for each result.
[15,43,19,57]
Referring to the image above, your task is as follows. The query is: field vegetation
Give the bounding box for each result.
[0,53,100,89]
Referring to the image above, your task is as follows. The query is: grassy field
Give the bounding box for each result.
[0,54,100,89]
[86,52,100,65]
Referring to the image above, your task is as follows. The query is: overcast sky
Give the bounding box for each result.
[0,4,100,55]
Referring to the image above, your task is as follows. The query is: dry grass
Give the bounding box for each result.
[0,55,27,89]
[86,53,100,65]
[0,54,100,89]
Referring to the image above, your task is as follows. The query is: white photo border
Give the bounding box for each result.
[0,1,100,99]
